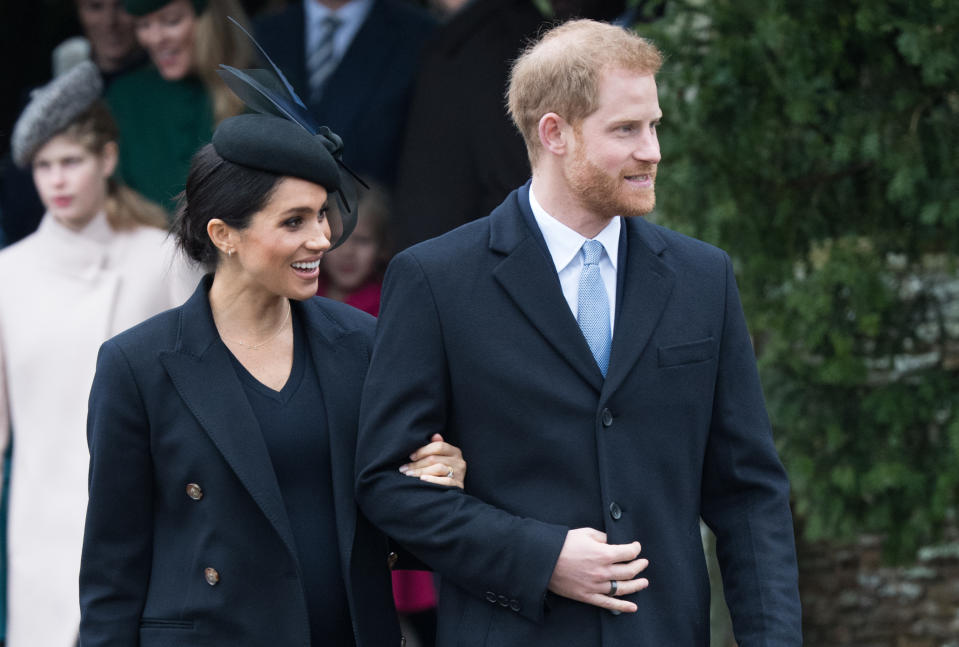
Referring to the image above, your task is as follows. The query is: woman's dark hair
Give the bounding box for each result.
[172,143,281,270]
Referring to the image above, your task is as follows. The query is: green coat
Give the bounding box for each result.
[105,64,213,214]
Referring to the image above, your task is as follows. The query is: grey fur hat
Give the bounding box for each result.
[11,61,103,168]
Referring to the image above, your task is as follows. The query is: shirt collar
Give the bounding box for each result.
[305,0,374,43]
[529,186,621,273]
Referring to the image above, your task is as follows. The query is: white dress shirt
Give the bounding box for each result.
[304,0,374,66]
[529,187,620,335]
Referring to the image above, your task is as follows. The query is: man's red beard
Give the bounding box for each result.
[565,149,657,220]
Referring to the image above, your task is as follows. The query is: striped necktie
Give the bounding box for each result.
[308,15,342,104]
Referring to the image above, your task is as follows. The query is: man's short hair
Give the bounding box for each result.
[507,19,663,164]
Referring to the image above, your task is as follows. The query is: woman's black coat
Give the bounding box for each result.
[79,277,401,647]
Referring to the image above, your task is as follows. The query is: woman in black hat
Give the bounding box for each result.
[78,112,465,647]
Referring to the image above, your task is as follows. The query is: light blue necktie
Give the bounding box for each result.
[577,239,611,377]
[308,15,342,104]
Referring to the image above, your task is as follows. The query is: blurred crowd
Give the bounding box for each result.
[0,0,660,645]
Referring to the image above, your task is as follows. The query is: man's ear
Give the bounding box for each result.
[537,112,571,157]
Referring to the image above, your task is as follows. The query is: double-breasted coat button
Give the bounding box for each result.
[609,502,622,520]
[204,567,220,586]
[387,551,399,569]
[497,594,510,607]
[601,408,613,427]
[485,591,497,604]
[509,599,521,612]
[186,483,203,500]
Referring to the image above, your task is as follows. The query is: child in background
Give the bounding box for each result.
[317,182,439,647]
[317,182,391,316]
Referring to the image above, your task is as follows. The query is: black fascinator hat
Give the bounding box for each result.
[212,19,366,249]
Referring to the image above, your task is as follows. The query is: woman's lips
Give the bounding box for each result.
[291,258,321,279]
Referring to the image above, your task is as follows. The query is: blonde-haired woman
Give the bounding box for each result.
[0,61,198,647]
[104,0,253,211]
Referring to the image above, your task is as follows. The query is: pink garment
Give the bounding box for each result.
[316,278,382,316]
[391,570,437,614]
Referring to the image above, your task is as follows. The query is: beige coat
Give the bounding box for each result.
[0,211,199,647]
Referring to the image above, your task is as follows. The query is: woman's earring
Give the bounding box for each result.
[227,248,234,257]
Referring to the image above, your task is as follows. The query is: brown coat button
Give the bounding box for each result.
[186,483,203,501]
[204,567,220,586]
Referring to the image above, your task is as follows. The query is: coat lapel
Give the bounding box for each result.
[602,218,676,399]
[297,300,363,580]
[491,185,605,392]
[158,278,298,559]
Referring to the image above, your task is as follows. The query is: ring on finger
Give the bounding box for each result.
[608,580,618,596]
[446,466,454,479]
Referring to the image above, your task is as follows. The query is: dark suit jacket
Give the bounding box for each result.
[391,0,542,249]
[356,183,802,646]
[253,0,436,186]
[79,277,401,647]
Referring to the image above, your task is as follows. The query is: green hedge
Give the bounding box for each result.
[641,0,959,560]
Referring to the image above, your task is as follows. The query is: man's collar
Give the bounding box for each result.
[305,0,373,24]
[528,185,621,273]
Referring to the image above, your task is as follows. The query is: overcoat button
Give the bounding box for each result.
[387,551,399,569]
[204,567,219,586]
[601,408,613,427]
[609,502,622,520]
[186,483,203,500]
[498,594,509,607]
[609,608,621,616]
[509,599,521,612]
[485,591,497,604]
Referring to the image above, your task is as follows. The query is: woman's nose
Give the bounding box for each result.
[305,223,332,250]
[51,165,67,185]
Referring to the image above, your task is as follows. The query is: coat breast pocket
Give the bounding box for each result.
[657,337,716,368]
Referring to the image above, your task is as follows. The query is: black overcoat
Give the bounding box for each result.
[79,277,401,647]
[356,182,803,646]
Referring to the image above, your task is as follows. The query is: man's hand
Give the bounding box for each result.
[547,527,649,613]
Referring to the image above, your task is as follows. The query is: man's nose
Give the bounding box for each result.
[634,131,661,165]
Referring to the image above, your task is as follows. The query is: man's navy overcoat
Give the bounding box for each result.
[356,183,802,646]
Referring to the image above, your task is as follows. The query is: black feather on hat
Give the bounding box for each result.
[213,18,366,249]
